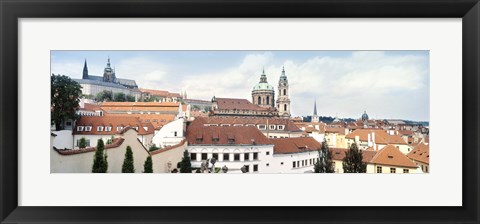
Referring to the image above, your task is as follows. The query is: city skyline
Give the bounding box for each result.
[51,50,430,121]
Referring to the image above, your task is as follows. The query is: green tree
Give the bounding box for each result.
[179,150,192,173]
[92,139,108,173]
[342,142,367,173]
[122,146,135,173]
[51,74,82,131]
[143,156,153,173]
[79,137,87,149]
[149,144,160,151]
[96,90,113,102]
[114,92,126,102]
[314,139,335,173]
[126,94,136,102]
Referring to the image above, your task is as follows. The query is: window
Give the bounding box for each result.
[266,151,270,155]
[190,153,197,160]
[297,161,300,167]
[283,104,287,111]
[234,154,240,161]
[283,89,286,95]
[390,168,396,173]
[403,169,409,173]
[201,153,207,160]
[293,161,296,168]
[302,160,304,167]
[277,125,285,130]
[85,126,92,131]
[244,153,249,160]
[425,166,428,173]
[377,166,382,173]
[174,131,177,137]
[117,126,123,131]
[257,96,261,105]
[266,96,270,105]
[253,152,258,160]
[244,165,249,173]
[269,125,276,130]
[253,164,258,172]
[212,153,218,159]
[258,124,266,130]
[105,126,112,131]
[77,126,84,131]
[97,126,104,132]
[66,121,72,126]
[223,153,230,161]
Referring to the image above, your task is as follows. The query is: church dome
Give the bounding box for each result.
[253,82,274,91]
[361,111,369,121]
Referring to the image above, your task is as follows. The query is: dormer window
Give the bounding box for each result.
[77,126,84,131]
[105,126,112,131]
[258,124,266,130]
[269,125,276,130]
[117,126,124,131]
[227,134,235,144]
[277,125,285,130]
[134,126,139,131]
[85,126,92,131]
[97,126,104,132]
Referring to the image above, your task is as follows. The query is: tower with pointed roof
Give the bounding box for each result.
[312,100,319,123]
[103,57,116,83]
[252,68,275,109]
[82,59,89,79]
[276,66,291,118]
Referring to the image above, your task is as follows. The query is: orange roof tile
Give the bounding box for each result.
[407,143,429,164]
[271,137,321,154]
[215,98,271,111]
[329,148,377,163]
[370,145,417,168]
[186,123,271,145]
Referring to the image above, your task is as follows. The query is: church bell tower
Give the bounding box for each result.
[82,59,89,79]
[276,66,291,118]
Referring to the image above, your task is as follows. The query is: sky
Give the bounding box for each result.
[51,50,430,121]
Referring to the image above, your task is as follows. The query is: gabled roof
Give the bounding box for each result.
[73,116,154,135]
[370,145,417,168]
[139,88,181,98]
[270,137,321,154]
[407,143,429,164]
[329,148,377,163]
[186,124,271,146]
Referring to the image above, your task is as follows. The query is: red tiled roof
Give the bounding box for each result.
[186,123,271,145]
[329,148,377,163]
[270,137,321,154]
[370,145,418,168]
[54,138,125,155]
[193,116,301,132]
[82,103,102,111]
[346,129,407,145]
[73,116,154,135]
[407,143,429,164]
[139,88,181,98]
[215,98,271,111]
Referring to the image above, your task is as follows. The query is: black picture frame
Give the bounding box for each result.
[1,0,479,223]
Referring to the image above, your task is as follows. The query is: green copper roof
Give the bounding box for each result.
[253,82,274,91]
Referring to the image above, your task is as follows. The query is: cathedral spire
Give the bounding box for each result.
[107,57,111,68]
[82,59,88,79]
[313,99,318,116]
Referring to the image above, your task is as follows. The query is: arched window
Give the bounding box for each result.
[266,96,270,105]
[258,96,261,105]
[283,89,286,95]
[284,104,287,111]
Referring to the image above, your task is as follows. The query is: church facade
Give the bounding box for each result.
[74,58,141,100]
[211,68,291,118]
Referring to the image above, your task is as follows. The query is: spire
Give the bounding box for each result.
[82,59,88,79]
[313,100,318,116]
[260,67,267,83]
[107,57,111,68]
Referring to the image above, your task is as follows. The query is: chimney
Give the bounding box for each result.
[372,132,376,150]
[368,133,372,147]
[355,136,360,143]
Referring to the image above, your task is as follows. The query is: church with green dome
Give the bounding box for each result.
[251,67,291,118]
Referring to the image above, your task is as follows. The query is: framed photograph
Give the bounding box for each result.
[1,0,479,223]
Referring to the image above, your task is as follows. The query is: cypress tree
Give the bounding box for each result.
[79,137,87,149]
[122,146,135,173]
[314,140,335,173]
[342,142,367,173]
[92,139,108,173]
[143,156,153,173]
[179,150,192,173]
